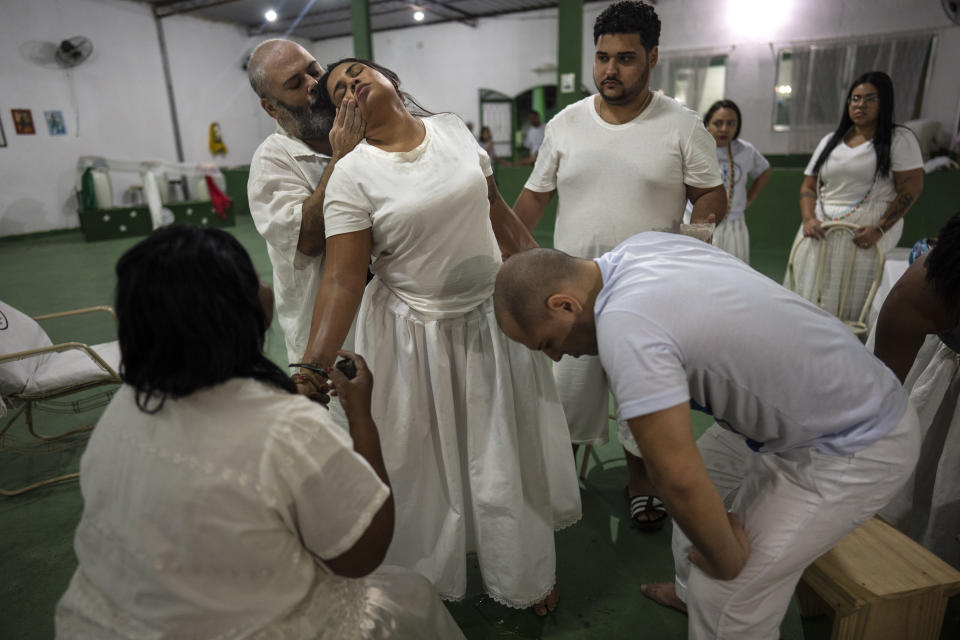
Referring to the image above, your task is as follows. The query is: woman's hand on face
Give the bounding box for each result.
[852,225,883,249]
[326,350,373,421]
[802,217,825,239]
[330,98,365,159]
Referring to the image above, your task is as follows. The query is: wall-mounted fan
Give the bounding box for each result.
[54,36,94,68]
[944,0,959,23]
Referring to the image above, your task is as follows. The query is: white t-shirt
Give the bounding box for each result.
[594,233,907,455]
[57,379,390,638]
[324,113,500,318]
[248,127,330,363]
[525,93,721,258]
[715,138,770,221]
[804,127,923,219]
[524,124,545,157]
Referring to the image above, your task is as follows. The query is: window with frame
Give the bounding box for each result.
[651,54,727,115]
[773,34,934,130]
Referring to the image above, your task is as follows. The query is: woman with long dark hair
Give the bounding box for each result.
[55,225,464,639]
[296,58,581,615]
[695,99,771,263]
[787,71,924,315]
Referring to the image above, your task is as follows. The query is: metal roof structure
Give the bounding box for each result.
[140,0,592,41]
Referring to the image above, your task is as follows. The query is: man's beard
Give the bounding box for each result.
[594,66,649,106]
[276,99,332,140]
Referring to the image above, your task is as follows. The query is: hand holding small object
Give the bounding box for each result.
[325,350,372,420]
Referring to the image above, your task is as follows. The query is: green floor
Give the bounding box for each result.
[0,212,953,639]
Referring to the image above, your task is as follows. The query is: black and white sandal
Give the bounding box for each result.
[624,486,668,532]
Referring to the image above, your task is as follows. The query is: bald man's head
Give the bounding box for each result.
[247,39,332,140]
[248,39,305,99]
[495,248,580,328]
[494,248,601,361]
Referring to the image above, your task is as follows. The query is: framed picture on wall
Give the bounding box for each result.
[44,110,66,135]
[0,116,6,147]
[12,109,35,134]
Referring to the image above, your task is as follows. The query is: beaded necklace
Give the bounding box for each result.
[722,144,734,215]
[817,176,874,221]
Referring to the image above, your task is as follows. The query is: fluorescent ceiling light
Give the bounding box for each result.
[413,10,425,21]
[264,9,278,22]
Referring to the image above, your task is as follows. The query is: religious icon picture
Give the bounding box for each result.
[44,110,67,136]
[12,109,35,135]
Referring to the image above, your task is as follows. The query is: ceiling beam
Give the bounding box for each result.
[420,1,478,27]
[152,0,244,19]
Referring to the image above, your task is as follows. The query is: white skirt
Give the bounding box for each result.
[712,216,749,264]
[880,336,960,568]
[784,199,902,323]
[55,565,465,640]
[356,278,582,607]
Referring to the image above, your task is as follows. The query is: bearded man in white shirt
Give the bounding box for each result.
[246,40,363,374]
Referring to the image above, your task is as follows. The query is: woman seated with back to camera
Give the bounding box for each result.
[54,225,464,639]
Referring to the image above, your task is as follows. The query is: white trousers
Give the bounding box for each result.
[554,354,612,446]
[673,407,920,639]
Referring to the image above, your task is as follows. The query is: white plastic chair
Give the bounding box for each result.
[787,221,885,338]
[0,301,121,496]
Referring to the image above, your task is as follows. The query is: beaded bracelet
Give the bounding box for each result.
[291,370,326,392]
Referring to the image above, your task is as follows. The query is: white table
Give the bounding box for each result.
[867,248,911,332]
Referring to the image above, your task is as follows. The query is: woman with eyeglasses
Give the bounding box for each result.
[787,71,924,316]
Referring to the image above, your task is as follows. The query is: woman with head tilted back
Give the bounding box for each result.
[697,99,772,264]
[787,71,924,317]
[295,58,581,615]
[54,225,464,639]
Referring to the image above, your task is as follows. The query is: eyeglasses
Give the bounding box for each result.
[848,94,879,105]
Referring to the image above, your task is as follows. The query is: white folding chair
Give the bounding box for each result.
[787,221,885,338]
[0,301,121,496]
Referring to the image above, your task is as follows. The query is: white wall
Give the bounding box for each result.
[311,9,561,127]
[620,0,960,154]
[1,0,957,236]
[162,14,278,168]
[318,0,959,157]
[0,0,172,236]
[0,0,278,236]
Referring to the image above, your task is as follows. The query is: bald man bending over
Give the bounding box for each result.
[493,234,920,639]
[247,39,363,376]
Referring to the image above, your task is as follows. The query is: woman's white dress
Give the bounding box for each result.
[879,329,960,568]
[323,113,581,608]
[785,128,923,321]
[55,380,464,639]
[706,139,769,264]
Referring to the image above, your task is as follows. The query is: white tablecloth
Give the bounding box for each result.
[867,248,911,331]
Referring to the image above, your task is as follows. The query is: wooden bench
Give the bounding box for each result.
[796,515,960,640]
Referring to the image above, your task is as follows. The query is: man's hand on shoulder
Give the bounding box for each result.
[330,98,365,160]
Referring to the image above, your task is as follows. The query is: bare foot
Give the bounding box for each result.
[532,586,559,616]
[640,582,687,614]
